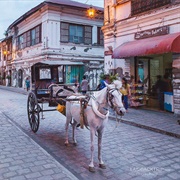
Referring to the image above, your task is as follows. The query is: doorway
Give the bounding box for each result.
[18,69,23,87]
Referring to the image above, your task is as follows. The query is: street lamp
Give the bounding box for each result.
[3,50,7,55]
[87,6,96,18]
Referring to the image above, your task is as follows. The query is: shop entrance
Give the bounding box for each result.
[134,55,172,109]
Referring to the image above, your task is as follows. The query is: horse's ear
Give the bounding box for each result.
[104,81,109,87]
[105,81,115,89]
[113,80,122,89]
[104,81,112,88]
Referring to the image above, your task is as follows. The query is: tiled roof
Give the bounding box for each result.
[7,0,103,30]
[46,0,103,10]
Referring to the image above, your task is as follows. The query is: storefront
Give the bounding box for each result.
[112,32,180,111]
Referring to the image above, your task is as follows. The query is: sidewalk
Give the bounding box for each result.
[0,111,78,180]
[0,85,180,139]
[109,106,180,139]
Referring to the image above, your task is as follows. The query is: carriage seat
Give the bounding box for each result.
[35,80,52,89]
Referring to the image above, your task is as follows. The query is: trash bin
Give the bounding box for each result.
[164,92,174,112]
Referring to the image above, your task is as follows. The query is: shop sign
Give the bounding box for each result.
[135,26,169,39]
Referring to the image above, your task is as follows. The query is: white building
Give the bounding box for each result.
[0,0,104,90]
[103,0,180,114]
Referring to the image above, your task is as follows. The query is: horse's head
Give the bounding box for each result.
[105,80,126,116]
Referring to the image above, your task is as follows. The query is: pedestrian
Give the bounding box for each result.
[163,73,172,92]
[25,77,30,91]
[80,75,89,95]
[97,74,110,90]
[120,77,131,112]
[74,81,80,93]
[154,75,168,111]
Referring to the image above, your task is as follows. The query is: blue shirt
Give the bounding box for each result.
[99,80,106,90]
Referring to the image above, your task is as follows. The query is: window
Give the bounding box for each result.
[131,0,171,15]
[23,33,27,49]
[31,29,36,46]
[84,26,92,44]
[97,27,104,46]
[69,24,83,43]
[26,31,31,47]
[17,35,23,50]
[35,26,41,44]
[61,22,92,44]
[58,66,64,83]
[39,68,51,79]
[16,24,41,50]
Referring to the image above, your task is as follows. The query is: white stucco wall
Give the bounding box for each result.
[103,1,180,74]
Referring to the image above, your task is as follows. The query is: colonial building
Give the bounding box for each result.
[102,0,180,115]
[0,0,104,90]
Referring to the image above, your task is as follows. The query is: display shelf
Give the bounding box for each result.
[130,83,148,107]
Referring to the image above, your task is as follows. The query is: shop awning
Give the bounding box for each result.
[34,60,84,66]
[112,32,180,58]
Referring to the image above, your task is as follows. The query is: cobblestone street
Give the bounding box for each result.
[0,89,180,180]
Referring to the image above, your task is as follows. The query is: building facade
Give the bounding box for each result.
[102,0,180,115]
[0,0,104,90]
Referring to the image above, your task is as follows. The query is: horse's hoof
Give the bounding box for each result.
[73,142,77,146]
[89,166,95,173]
[99,164,106,169]
[64,142,69,146]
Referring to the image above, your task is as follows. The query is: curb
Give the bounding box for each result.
[1,85,179,139]
[109,115,180,139]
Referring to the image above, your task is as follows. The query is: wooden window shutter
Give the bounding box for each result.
[84,26,92,45]
[26,31,31,47]
[60,22,69,42]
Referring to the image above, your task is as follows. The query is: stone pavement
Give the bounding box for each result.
[0,111,79,180]
[109,108,180,139]
[0,85,179,139]
[0,85,180,180]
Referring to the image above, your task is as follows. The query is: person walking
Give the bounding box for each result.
[97,74,110,90]
[120,77,131,112]
[80,75,89,95]
[25,77,30,91]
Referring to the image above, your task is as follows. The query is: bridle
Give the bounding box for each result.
[107,88,124,111]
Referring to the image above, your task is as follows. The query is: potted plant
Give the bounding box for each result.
[6,75,11,79]
[6,75,11,86]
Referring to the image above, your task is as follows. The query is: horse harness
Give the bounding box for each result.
[79,96,90,129]
[107,88,120,110]
[79,88,121,129]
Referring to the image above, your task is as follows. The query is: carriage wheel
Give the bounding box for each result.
[27,92,40,133]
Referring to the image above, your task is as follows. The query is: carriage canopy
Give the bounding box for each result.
[31,60,84,85]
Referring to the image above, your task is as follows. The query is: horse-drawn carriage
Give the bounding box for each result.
[27,60,82,133]
[27,61,126,172]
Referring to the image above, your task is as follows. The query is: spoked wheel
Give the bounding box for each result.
[27,92,40,133]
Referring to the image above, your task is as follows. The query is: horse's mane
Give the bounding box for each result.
[93,87,107,97]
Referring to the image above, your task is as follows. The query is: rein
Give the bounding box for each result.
[106,88,124,132]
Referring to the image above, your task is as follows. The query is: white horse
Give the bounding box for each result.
[64,80,126,172]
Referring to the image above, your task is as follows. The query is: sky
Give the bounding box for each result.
[0,0,103,40]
